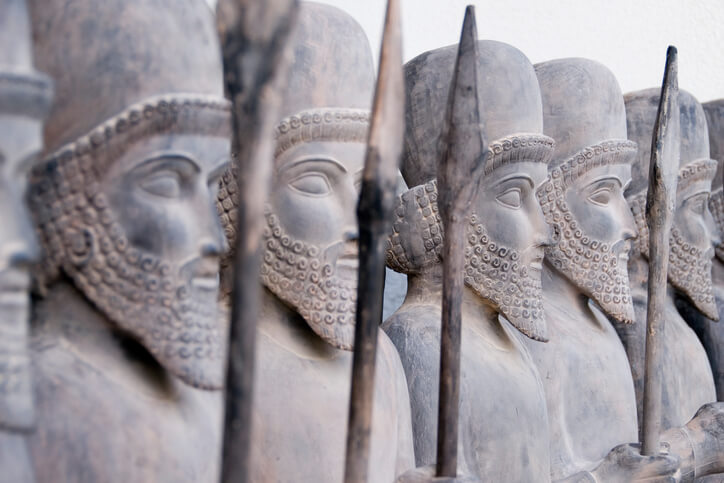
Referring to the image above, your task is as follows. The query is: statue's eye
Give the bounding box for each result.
[289,173,331,196]
[587,187,612,206]
[140,172,182,198]
[496,187,521,209]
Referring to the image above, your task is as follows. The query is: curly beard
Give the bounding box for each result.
[629,193,718,320]
[260,211,357,351]
[54,213,224,390]
[463,214,547,342]
[669,228,718,320]
[539,190,635,324]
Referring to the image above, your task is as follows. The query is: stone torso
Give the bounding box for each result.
[526,275,638,480]
[383,295,550,482]
[622,259,716,431]
[249,303,414,483]
[27,283,223,483]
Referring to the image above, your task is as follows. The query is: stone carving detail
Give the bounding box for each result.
[386,133,553,340]
[627,158,719,320]
[29,95,231,389]
[537,140,638,324]
[260,209,357,350]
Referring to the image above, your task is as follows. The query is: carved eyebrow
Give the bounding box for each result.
[278,155,348,175]
[584,175,624,190]
[131,152,201,178]
[493,173,535,189]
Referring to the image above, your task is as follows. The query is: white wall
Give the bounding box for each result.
[312,0,724,102]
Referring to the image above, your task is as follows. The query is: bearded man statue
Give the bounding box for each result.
[0,1,52,481]
[677,99,724,401]
[216,3,414,481]
[382,38,558,481]
[24,0,231,481]
[529,57,684,482]
[623,88,717,432]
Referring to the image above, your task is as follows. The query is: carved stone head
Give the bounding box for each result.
[703,100,724,262]
[0,0,52,431]
[534,58,637,324]
[385,40,554,341]
[217,3,374,351]
[26,0,232,389]
[625,89,718,320]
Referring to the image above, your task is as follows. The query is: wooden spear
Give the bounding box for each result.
[435,6,487,477]
[215,1,299,481]
[343,1,404,481]
[641,46,680,456]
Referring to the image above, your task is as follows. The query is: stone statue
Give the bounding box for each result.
[216,4,414,481]
[383,39,555,481]
[24,0,231,480]
[677,99,724,400]
[0,1,52,481]
[622,88,717,432]
[529,58,681,482]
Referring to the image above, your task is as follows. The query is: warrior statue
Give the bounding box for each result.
[25,0,231,480]
[622,88,717,431]
[0,0,52,481]
[529,58,682,481]
[678,99,724,400]
[216,3,414,481]
[383,39,556,481]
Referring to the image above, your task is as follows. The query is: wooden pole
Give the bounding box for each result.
[343,1,404,481]
[216,1,299,481]
[641,46,680,456]
[435,6,487,477]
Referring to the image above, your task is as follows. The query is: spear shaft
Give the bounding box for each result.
[216,1,298,481]
[641,45,679,456]
[435,6,487,477]
[344,1,404,481]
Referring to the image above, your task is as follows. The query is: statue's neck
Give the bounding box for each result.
[406,265,505,339]
[31,280,176,390]
[541,259,590,316]
[712,257,724,286]
[258,287,342,360]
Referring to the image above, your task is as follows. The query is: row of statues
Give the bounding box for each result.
[2,0,724,481]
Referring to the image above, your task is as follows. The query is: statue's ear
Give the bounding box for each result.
[65,225,96,268]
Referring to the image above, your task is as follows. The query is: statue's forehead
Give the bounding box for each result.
[275,141,367,174]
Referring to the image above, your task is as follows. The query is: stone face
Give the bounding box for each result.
[623,88,717,432]
[530,58,643,480]
[25,0,230,480]
[384,39,554,481]
[0,1,52,481]
[217,4,414,481]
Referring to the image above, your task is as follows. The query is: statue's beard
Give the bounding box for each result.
[463,215,547,342]
[0,269,34,430]
[669,228,718,320]
[543,203,635,324]
[261,211,357,350]
[62,222,224,390]
[710,188,724,263]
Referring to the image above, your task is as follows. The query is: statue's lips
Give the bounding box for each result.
[0,269,30,305]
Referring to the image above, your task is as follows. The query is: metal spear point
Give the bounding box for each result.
[641,46,680,457]
[216,1,299,481]
[435,6,488,478]
[343,0,404,481]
